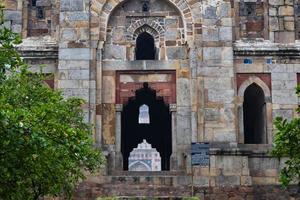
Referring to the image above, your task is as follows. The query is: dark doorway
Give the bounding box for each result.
[243,83,266,144]
[136,32,156,60]
[121,83,172,170]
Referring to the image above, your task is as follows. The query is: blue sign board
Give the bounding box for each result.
[191,143,210,166]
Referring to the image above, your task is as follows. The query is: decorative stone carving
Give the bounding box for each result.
[128,140,161,171]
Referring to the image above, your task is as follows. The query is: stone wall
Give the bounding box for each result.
[2,0,300,198]
[27,0,59,37]
[71,176,300,199]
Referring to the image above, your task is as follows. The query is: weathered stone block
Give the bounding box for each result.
[166,47,187,60]
[62,88,89,101]
[4,10,21,23]
[269,17,279,31]
[60,0,84,11]
[269,7,277,16]
[274,31,295,43]
[205,108,220,121]
[269,0,284,5]
[203,28,219,41]
[102,75,116,103]
[103,45,126,60]
[61,29,77,41]
[204,6,217,19]
[278,6,294,16]
[216,175,240,186]
[208,89,234,103]
[194,177,210,186]
[165,29,179,41]
[219,3,231,18]
[59,48,91,60]
[272,109,293,120]
[219,27,232,41]
[112,27,126,43]
[284,21,295,31]
[203,47,221,61]
[102,103,116,145]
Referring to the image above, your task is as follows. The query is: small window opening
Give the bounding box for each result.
[136,32,156,60]
[142,1,150,12]
[243,83,266,144]
[32,0,37,6]
[139,104,150,124]
[36,7,45,19]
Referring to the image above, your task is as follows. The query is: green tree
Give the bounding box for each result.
[0,5,105,200]
[272,87,300,187]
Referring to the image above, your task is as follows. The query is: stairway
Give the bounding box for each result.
[73,172,193,200]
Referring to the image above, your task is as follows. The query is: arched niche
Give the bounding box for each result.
[96,0,193,43]
[237,76,273,144]
[101,0,188,60]
[243,83,266,144]
[135,32,156,60]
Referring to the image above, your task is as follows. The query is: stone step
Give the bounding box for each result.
[110,171,186,176]
[107,175,191,186]
[90,183,191,198]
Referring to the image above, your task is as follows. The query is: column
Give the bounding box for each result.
[170,104,178,171]
[115,104,123,171]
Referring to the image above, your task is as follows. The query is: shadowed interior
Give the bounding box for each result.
[136,32,156,60]
[121,83,172,170]
[243,83,266,144]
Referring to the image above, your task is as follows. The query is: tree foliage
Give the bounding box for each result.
[272,86,300,187]
[0,4,23,80]
[0,5,105,200]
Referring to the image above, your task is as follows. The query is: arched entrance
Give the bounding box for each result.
[121,83,172,170]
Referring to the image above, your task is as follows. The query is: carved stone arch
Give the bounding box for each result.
[129,161,152,171]
[238,76,271,99]
[91,0,194,42]
[127,19,165,41]
[128,19,165,35]
[132,25,160,41]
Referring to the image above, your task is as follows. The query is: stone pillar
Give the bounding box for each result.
[114,104,123,171]
[200,0,236,143]
[238,105,244,144]
[95,43,104,146]
[58,0,92,122]
[170,104,178,171]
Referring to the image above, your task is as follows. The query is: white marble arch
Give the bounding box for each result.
[237,76,273,144]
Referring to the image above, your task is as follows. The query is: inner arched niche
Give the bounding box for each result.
[136,32,156,60]
[243,83,267,144]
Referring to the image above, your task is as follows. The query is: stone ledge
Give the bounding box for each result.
[16,37,59,60]
[234,40,300,57]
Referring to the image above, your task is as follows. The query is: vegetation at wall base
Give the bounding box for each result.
[272,86,300,187]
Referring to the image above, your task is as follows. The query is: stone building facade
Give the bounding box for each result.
[3,0,300,199]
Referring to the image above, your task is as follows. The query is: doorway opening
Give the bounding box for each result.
[136,32,156,60]
[243,83,266,144]
[121,82,172,170]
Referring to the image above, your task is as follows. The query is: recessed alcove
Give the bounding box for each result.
[121,83,172,171]
[136,32,156,60]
